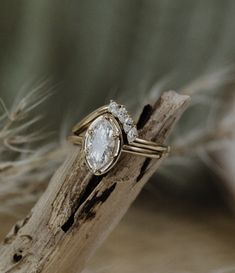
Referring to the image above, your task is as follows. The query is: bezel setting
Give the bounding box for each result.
[83,114,123,175]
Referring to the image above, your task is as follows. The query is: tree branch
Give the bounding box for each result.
[0,91,190,273]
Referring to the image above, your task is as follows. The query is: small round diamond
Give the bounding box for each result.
[84,114,122,175]
[108,100,119,117]
[117,106,128,123]
[123,116,134,133]
[127,127,138,143]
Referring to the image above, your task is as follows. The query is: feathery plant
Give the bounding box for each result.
[0,84,66,216]
[152,67,235,198]
[173,68,235,161]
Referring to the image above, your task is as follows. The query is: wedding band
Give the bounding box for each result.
[68,100,170,175]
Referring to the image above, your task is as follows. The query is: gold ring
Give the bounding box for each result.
[68,100,170,176]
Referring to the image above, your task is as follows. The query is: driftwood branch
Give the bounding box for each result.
[0,91,190,273]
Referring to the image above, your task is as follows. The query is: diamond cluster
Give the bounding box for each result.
[108,100,138,143]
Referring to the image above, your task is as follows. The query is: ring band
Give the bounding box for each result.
[68,100,170,175]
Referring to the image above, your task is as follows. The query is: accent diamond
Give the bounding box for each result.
[127,127,138,143]
[123,116,134,133]
[84,114,122,175]
[108,100,119,117]
[117,106,128,123]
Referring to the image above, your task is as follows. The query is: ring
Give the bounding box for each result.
[68,100,170,176]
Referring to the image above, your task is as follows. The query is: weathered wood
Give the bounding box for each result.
[0,91,190,273]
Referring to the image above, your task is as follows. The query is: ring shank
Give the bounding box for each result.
[68,135,169,159]
[72,105,108,135]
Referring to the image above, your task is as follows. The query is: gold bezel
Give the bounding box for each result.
[83,113,123,176]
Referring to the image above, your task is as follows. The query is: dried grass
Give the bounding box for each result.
[0,83,67,216]
[166,68,235,171]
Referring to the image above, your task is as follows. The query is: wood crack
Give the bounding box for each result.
[61,174,106,232]
[79,183,117,221]
[137,104,153,130]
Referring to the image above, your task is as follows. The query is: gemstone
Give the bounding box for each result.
[123,116,134,133]
[127,127,138,143]
[117,106,128,123]
[84,114,122,174]
[108,100,119,117]
[107,100,138,144]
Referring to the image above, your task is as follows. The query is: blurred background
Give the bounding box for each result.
[1,0,235,272]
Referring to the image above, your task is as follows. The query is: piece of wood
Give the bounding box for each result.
[0,91,190,273]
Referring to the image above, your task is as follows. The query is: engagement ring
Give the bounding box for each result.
[68,100,170,175]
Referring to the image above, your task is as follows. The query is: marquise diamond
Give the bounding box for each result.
[84,114,122,175]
